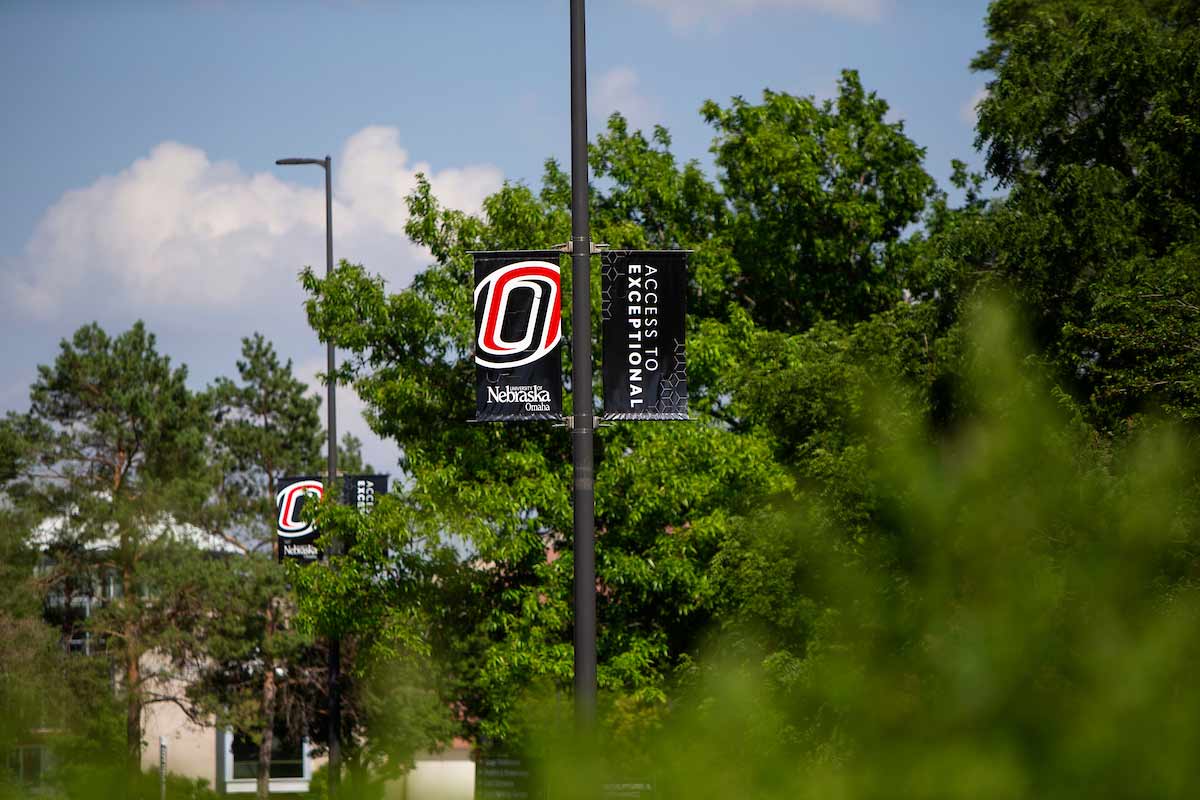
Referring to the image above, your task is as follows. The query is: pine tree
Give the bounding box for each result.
[200,333,325,800]
[0,322,216,782]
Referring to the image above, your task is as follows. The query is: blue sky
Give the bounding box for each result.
[0,0,993,470]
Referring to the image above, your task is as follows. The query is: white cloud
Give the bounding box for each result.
[337,126,500,239]
[0,128,502,475]
[8,127,503,319]
[593,67,662,132]
[961,86,989,126]
[636,0,888,32]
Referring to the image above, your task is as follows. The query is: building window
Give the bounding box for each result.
[67,631,91,655]
[101,569,121,600]
[221,725,310,794]
[7,745,48,787]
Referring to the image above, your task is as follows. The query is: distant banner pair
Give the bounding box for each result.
[472,250,688,422]
[275,474,388,563]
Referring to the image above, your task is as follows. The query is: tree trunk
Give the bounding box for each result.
[125,652,141,778]
[60,580,76,649]
[347,751,368,800]
[123,561,142,790]
[256,601,278,800]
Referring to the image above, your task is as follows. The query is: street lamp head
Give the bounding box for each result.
[276,157,326,167]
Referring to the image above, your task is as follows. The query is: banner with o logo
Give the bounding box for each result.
[472,250,564,422]
[275,474,388,563]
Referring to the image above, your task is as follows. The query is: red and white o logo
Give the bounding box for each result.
[474,261,562,369]
[276,479,324,537]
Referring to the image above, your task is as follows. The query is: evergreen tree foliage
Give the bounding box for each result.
[0,322,217,778]
[188,333,326,799]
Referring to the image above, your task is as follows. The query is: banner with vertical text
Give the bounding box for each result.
[601,250,689,420]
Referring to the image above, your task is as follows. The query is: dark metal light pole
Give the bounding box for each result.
[569,0,597,725]
[275,155,341,796]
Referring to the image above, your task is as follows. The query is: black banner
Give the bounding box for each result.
[276,474,389,562]
[344,474,387,513]
[601,250,689,420]
[472,251,564,422]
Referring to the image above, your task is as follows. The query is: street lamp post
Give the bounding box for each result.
[568,0,597,726]
[275,155,341,797]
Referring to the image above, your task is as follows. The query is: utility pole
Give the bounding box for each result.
[323,154,342,800]
[273,155,340,796]
[569,0,597,725]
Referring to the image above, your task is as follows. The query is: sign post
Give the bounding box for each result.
[569,0,598,726]
[159,736,167,800]
[274,152,340,797]
[470,0,688,736]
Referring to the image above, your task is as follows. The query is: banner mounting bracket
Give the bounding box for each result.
[550,242,609,254]
[561,415,604,430]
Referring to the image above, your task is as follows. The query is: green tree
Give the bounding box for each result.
[299,100,845,741]
[945,0,1200,432]
[700,71,936,331]
[295,70,946,744]
[336,432,371,475]
[0,322,216,780]
[296,0,1200,787]
[193,333,325,800]
[210,333,324,552]
[291,496,457,795]
[532,305,1200,799]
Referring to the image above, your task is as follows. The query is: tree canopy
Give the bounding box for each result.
[3,2,1199,796]
[298,5,1200,792]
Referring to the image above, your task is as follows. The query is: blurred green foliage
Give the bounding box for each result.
[523,303,1200,798]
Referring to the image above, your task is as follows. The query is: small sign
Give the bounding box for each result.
[159,737,167,800]
[475,755,544,800]
[602,780,655,799]
[347,474,387,514]
[276,476,326,563]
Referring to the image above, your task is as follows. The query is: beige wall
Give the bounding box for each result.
[386,748,475,800]
[141,699,218,789]
[137,653,468,798]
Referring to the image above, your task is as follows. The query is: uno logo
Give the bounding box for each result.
[276,479,324,537]
[474,261,562,369]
